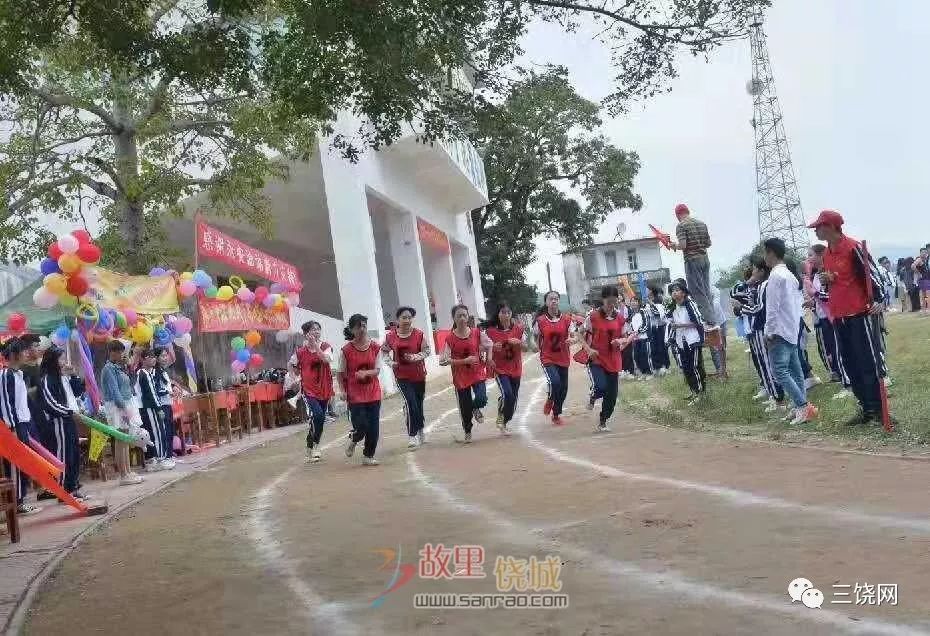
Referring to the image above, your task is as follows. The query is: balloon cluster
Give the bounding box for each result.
[229,330,264,374]
[176,271,296,312]
[35,230,102,310]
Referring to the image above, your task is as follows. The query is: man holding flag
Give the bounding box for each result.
[668,204,715,326]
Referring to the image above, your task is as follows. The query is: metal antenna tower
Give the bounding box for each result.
[747,8,809,250]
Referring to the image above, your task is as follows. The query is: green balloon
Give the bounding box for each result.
[231,336,246,351]
[206,285,219,299]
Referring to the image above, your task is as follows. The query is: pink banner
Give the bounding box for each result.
[196,220,302,290]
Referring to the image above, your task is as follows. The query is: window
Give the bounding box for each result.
[627,249,638,271]
[604,250,617,274]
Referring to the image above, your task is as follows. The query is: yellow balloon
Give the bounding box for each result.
[58,253,82,274]
[43,273,67,294]
[216,285,234,301]
[180,271,194,281]
[130,323,154,344]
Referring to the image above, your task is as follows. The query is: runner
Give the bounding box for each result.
[440,304,490,443]
[289,321,335,462]
[581,285,632,432]
[382,306,430,450]
[337,314,383,466]
[533,290,574,426]
[483,302,524,436]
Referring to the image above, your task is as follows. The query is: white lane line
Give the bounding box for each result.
[408,388,930,636]
[518,380,930,535]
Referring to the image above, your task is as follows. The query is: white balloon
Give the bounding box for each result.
[275,330,290,343]
[57,234,80,254]
[33,286,58,309]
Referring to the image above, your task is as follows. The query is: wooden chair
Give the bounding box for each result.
[248,384,265,432]
[236,386,255,434]
[0,478,19,543]
[182,395,212,449]
[214,390,243,444]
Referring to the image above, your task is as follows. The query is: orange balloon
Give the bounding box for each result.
[244,330,261,348]
[58,253,82,274]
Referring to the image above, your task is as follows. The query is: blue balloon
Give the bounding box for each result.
[40,258,60,276]
[97,310,114,331]
[192,269,212,288]
[154,326,172,347]
[54,324,70,341]
[236,348,252,363]
[149,267,167,277]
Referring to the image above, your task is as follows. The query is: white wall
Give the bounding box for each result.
[561,252,587,308]
[585,241,664,277]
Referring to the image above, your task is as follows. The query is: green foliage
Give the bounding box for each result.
[473,67,642,307]
[716,241,808,289]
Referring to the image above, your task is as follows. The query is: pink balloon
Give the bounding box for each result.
[254,286,269,302]
[262,294,276,308]
[236,287,254,303]
[124,309,138,326]
[174,316,193,335]
[286,292,300,306]
[179,280,197,297]
[231,360,246,374]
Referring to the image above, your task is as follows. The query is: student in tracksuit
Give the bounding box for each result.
[39,346,86,499]
[290,321,336,462]
[0,338,42,514]
[383,307,431,450]
[665,279,707,404]
[442,304,491,442]
[742,263,789,413]
[136,349,168,470]
[647,288,670,375]
[731,268,766,397]
[338,314,383,465]
[618,298,636,377]
[154,348,177,466]
[628,295,654,378]
[582,285,632,432]
[484,302,524,436]
[807,245,844,390]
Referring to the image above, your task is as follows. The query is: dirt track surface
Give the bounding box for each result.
[24,360,930,636]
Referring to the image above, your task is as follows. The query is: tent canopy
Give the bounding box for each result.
[0,279,72,335]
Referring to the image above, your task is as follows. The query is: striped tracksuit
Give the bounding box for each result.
[0,368,34,504]
[630,309,654,375]
[740,280,785,402]
[40,374,84,493]
[137,368,169,461]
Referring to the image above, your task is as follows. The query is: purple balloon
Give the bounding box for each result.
[269,282,283,295]
[262,295,276,308]
[150,267,167,276]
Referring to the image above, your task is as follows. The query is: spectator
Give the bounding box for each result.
[913,247,930,312]
[669,203,715,325]
[896,257,916,312]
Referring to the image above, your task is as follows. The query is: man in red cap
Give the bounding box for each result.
[670,203,715,325]
[809,210,891,426]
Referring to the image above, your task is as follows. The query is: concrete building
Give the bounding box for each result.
[167,69,488,390]
[562,237,671,307]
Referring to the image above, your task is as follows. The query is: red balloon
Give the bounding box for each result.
[76,242,101,264]
[254,286,269,301]
[71,229,92,244]
[48,242,63,260]
[66,275,89,297]
[7,312,27,333]
[249,353,264,368]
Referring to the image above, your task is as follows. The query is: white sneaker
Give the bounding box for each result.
[804,376,822,390]
[306,447,313,461]
[464,432,472,444]
[595,422,610,433]
[161,458,176,470]
[501,424,511,437]
[418,430,427,445]
[344,435,357,458]
[407,436,420,450]
[147,461,165,472]
[763,400,783,413]
[17,503,41,515]
[832,389,852,400]
[311,449,322,462]
[744,348,752,354]
[643,374,654,381]
[752,388,769,401]
[362,457,379,466]
[120,474,144,486]
[790,404,818,425]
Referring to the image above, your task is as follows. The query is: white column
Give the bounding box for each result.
[387,211,432,333]
[423,248,458,330]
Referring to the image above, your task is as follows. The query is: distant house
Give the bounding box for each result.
[562,237,670,306]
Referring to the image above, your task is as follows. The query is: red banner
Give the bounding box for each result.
[196,220,302,290]
[198,299,291,333]
[417,218,450,254]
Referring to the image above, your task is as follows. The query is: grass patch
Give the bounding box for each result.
[619,312,930,451]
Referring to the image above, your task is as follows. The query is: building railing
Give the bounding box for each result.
[587,268,671,288]
[438,135,487,197]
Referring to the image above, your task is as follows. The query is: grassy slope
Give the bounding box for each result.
[618,312,930,452]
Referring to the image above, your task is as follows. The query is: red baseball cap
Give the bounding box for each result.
[674,203,690,216]
[807,209,844,228]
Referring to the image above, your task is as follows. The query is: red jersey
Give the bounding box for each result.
[294,344,335,400]
[536,314,573,368]
[823,235,872,319]
[384,328,427,382]
[486,324,524,378]
[446,328,486,390]
[587,309,625,374]
[340,342,382,404]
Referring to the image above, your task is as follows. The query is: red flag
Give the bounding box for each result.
[649,224,672,249]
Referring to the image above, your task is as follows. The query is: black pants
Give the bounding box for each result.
[588,363,619,423]
[455,381,488,433]
[834,314,886,416]
[621,346,635,375]
[649,327,670,369]
[304,396,329,448]
[908,287,920,311]
[46,414,80,493]
[543,365,569,416]
[348,401,381,458]
[814,318,841,378]
[161,404,176,458]
[750,331,784,401]
[140,407,168,460]
[633,339,653,375]
[679,342,706,395]
[397,380,426,437]
[494,375,521,424]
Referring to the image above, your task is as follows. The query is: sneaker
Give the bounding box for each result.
[473,410,484,424]
[763,400,783,413]
[596,422,610,433]
[407,436,420,450]
[543,400,553,416]
[552,415,564,426]
[829,373,842,383]
[804,376,822,390]
[501,424,511,437]
[832,389,853,400]
[418,430,427,445]
[687,394,701,406]
[790,404,819,425]
[464,432,472,444]
[752,388,769,401]
[744,348,752,354]
[844,412,876,427]
[586,397,596,411]
[37,490,57,501]
[146,461,165,472]
[344,435,358,458]
[161,458,176,470]
[642,374,654,381]
[70,490,87,501]
[496,413,506,431]
[17,503,41,515]
[311,449,322,462]
[362,456,379,466]
[658,367,669,377]
[306,447,313,461]
[119,474,144,486]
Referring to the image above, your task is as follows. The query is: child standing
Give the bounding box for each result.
[0,338,42,514]
[647,288,670,375]
[483,302,524,436]
[337,314,382,465]
[441,304,491,443]
[100,340,144,485]
[39,346,86,499]
[290,321,335,462]
[628,295,654,379]
[666,279,707,404]
[154,348,178,468]
[136,349,170,470]
[382,307,430,449]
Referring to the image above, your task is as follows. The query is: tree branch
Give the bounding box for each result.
[27,86,122,131]
[5,171,116,217]
[36,130,114,156]
[157,119,233,134]
[150,0,182,25]
[137,76,173,127]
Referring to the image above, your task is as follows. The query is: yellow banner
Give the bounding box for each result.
[88,427,108,462]
[88,268,179,315]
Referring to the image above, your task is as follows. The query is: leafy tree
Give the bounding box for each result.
[716,242,808,289]
[472,67,642,309]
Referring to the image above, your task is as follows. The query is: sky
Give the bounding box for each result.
[519,0,930,293]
